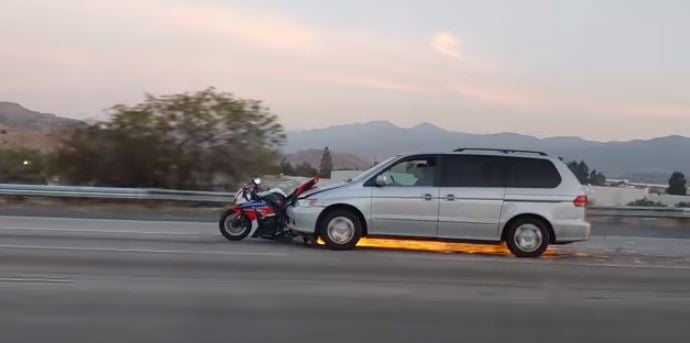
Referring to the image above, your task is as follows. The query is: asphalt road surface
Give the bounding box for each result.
[1,211,690,343]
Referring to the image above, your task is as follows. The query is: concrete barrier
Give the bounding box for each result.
[588,206,690,218]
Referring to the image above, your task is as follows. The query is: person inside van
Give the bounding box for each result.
[412,162,435,186]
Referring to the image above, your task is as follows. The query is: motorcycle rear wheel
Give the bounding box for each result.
[219,210,251,241]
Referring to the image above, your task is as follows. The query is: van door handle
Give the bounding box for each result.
[422,193,433,201]
[446,194,455,201]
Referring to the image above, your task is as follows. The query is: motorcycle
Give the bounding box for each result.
[218,176,319,243]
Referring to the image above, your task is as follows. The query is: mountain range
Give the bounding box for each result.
[286,121,690,183]
[3,101,688,183]
[0,102,82,132]
[0,102,83,150]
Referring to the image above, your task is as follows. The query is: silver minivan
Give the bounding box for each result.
[287,148,591,257]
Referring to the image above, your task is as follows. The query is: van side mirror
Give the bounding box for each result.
[375,175,387,187]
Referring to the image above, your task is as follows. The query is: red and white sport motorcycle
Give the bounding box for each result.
[218,177,319,242]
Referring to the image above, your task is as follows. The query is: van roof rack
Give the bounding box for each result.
[453,148,548,156]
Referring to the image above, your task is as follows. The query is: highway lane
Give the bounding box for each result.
[1,214,690,343]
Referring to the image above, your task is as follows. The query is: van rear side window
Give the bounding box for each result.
[505,157,561,188]
[441,155,505,187]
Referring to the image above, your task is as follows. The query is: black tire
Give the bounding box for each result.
[505,217,551,258]
[219,210,251,241]
[318,209,363,250]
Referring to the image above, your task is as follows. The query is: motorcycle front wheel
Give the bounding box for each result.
[219,210,251,241]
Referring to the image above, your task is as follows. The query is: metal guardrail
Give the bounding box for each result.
[587,206,690,218]
[1,184,689,217]
[0,184,234,203]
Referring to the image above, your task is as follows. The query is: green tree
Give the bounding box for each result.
[567,160,590,184]
[53,88,284,189]
[0,148,49,184]
[627,197,667,207]
[566,160,606,185]
[318,147,333,178]
[294,161,318,177]
[667,171,688,196]
[280,158,295,176]
[589,169,607,186]
[576,161,590,184]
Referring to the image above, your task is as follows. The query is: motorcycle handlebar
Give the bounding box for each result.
[243,184,260,201]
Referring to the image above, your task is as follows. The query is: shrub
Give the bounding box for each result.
[627,198,667,207]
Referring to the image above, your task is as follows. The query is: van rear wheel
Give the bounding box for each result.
[505,217,550,257]
[318,209,362,250]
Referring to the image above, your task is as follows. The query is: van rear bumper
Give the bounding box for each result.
[553,219,591,242]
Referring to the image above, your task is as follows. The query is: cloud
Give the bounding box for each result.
[430,32,462,58]
[307,71,541,110]
[152,2,322,55]
[308,74,425,93]
[0,1,562,134]
[619,105,690,119]
[450,84,536,106]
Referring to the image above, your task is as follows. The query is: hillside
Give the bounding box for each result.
[286,121,690,182]
[0,102,82,132]
[0,102,83,150]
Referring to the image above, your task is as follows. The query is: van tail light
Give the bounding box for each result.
[573,195,588,208]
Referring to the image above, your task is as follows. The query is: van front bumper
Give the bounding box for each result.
[287,206,323,234]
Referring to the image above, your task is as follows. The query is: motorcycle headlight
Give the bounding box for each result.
[297,199,320,207]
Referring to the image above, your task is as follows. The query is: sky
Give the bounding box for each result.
[1,0,689,141]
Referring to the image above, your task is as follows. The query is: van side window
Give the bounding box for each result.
[505,157,561,188]
[379,158,437,187]
[440,155,505,187]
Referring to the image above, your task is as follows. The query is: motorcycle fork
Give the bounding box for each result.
[244,209,261,238]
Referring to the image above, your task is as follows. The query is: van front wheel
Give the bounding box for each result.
[318,209,362,250]
[505,218,550,257]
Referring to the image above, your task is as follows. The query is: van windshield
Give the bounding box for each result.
[348,156,399,183]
